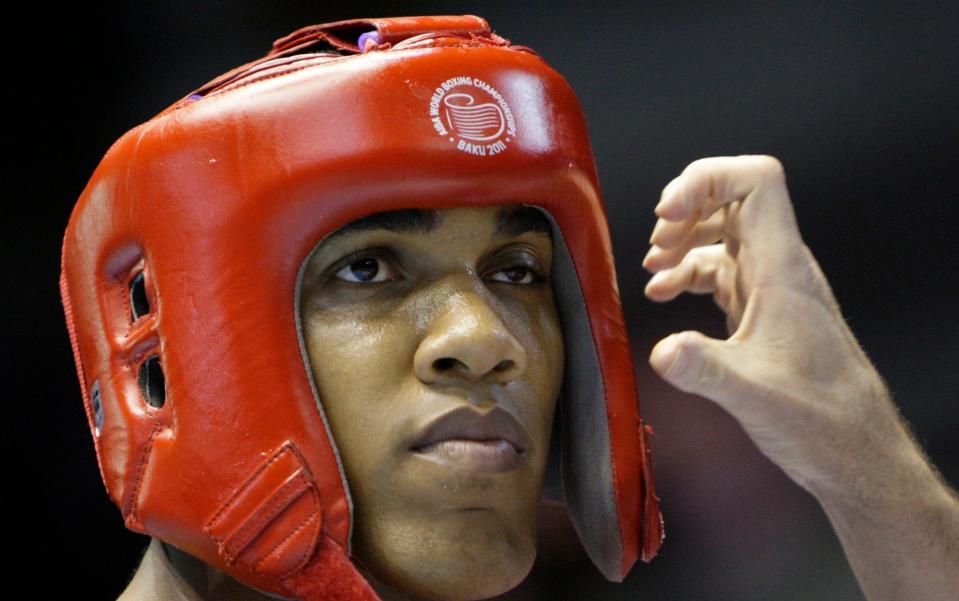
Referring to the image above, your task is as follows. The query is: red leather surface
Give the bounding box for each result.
[271,15,492,54]
[60,15,662,597]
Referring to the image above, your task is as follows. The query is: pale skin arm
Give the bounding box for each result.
[641,155,959,601]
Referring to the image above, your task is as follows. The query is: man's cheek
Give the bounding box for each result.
[307,319,396,364]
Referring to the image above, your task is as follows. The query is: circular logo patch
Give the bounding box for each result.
[429,76,516,157]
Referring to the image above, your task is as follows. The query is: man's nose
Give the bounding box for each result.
[413,280,527,386]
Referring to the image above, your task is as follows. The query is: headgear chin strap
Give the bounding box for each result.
[60,15,663,600]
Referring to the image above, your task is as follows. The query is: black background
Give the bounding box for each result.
[9,1,958,599]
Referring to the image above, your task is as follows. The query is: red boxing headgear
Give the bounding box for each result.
[60,15,663,600]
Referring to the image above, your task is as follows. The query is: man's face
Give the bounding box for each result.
[299,204,564,600]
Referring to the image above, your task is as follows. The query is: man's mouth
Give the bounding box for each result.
[412,438,524,472]
[409,406,531,473]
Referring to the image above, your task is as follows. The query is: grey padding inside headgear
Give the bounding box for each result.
[292,204,623,580]
[528,205,623,581]
[294,236,357,554]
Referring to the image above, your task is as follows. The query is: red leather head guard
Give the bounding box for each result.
[60,15,662,600]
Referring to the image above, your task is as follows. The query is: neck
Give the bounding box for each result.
[161,540,430,601]
[351,561,427,601]
[162,539,447,601]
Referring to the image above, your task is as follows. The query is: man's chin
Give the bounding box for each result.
[351,514,537,601]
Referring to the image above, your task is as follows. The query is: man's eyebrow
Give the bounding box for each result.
[494,206,552,239]
[325,209,440,243]
[323,205,552,243]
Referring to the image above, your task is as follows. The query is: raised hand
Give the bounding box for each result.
[642,155,959,601]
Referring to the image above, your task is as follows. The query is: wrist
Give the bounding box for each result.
[806,374,943,523]
[803,374,919,509]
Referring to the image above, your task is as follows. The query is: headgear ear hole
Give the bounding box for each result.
[138,355,166,409]
[90,380,104,436]
[129,271,151,321]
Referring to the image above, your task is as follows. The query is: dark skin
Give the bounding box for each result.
[299,205,564,601]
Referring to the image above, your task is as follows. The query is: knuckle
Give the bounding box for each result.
[683,156,716,177]
[661,176,681,198]
[756,154,786,182]
[684,247,707,269]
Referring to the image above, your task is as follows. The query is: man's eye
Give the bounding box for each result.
[329,252,545,285]
[488,265,545,285]
[333,256,397,284]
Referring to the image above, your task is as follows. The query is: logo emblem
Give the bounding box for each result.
[429,76,516,156]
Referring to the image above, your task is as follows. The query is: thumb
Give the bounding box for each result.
[649,331,736,400]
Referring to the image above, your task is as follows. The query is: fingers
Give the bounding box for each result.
[644,208,725,270]
[646,244,747,336]
[656,155,790,221]
[646,243,744,333]
[654,154,806,285]
[648,207,703,248]
[649,330,743,403]
[645,244,733,302]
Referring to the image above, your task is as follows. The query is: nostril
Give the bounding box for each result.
[434,357,457,371]
[427,357,518,379]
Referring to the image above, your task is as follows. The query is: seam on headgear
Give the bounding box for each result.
[123,420,165,532]
[194,44,523,107]
[60,262,109,480]
[205,60,347,100]
[220,469,313,561]
[204,442,302,532]
[255,510,320,578]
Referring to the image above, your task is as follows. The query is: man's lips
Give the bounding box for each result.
[408,405,532,454]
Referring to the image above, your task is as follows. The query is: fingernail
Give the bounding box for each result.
[662,336,687,382]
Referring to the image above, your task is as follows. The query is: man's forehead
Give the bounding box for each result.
[324,206,552,244]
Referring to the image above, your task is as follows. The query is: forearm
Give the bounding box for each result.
[808,386,959,601]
